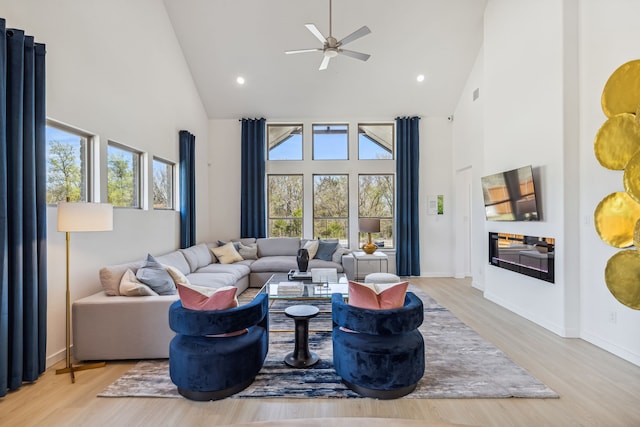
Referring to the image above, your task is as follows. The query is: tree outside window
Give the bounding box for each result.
[314,175,348,244]
[268,175,303,237]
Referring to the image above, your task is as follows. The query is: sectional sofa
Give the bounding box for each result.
[72,237,354,361]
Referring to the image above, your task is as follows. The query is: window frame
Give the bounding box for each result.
[106,140,143,209]
[312,123,349,161]
[312,174,349,244]
[358,173,395,249]
[45,119,94,204]
[358,123,395,160]
[265,120,396,249]
[267,123,303,161]
[152,156,175,210]
[267,174,304,238]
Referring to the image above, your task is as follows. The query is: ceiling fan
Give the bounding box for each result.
[285,0,371,70]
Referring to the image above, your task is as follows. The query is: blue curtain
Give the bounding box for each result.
[179,130,196,249]
[395,116,420,276]
[240,118,266,238]
[0,19,48,396]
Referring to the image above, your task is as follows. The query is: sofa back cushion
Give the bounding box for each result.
[100,260,145,296]
[256,237,301,257]
[180,243,213,272]
[155,250,191,275]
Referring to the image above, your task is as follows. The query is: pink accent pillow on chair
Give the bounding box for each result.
[177,284,246,337]
[177,283,239,311]
[348,280,409,310]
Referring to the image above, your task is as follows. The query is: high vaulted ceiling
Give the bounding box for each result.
[163,0,486,120]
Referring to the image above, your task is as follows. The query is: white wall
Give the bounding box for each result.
[452,47,485,289]
[0,0,209,366]
[481,0,569,336]
[579,0,640,365]
[421,118,455,276]
[452,0,640,366]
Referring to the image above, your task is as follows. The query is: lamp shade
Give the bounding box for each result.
[57,202,113,232]
[359,218,380,233]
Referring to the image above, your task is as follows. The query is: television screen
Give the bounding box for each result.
[481,165,540,221]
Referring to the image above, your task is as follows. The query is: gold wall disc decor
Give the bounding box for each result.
[594,192,640,248]
[601,59,640,118]
[634,219,640,247]
[624,150,640,203]
[593,113,640,170]
[605,250,640,309]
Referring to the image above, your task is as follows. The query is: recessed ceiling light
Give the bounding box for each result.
[236,76,245,85]
[416,74,425,83]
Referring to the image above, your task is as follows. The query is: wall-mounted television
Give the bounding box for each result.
[481,165,540,221]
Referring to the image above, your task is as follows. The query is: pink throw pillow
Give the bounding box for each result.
[177,283,239,311]
[348,280,409,310]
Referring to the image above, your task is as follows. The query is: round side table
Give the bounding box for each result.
[284,304,320,368]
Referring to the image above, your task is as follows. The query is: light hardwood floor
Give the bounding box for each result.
[1,277,640,427]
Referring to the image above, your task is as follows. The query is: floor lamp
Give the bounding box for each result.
[56,201,113,383]
[359,218,380,254]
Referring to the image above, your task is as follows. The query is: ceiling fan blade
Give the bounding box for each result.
[338,49,370,62]
[305,24,327,44]
[319,55,331,70]
[337,26,371,47]
[285,48,322,55]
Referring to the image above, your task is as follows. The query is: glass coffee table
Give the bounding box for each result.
[262,272,348,301]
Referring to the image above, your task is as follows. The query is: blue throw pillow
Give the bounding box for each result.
[136,254,176,295]
[315,240,339,261]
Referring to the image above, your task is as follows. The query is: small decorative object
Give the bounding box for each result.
[296,248,309,272]
[359,218,380,254]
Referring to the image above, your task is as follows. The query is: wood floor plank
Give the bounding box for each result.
[1,277,639,426]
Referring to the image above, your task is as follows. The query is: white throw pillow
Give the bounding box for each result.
[119,269,159,296]
[302,239,319,259]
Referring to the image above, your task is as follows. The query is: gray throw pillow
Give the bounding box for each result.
[315,240,339,261]
[217,240,241,250]
[135,254,177,295]
[238,242,258,260]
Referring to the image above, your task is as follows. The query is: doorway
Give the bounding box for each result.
[454,167,472,278]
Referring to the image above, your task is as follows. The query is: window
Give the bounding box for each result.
[268,124,302,160]
[359,174,394,248]
[313,175,348,244]
[152,157,174,210]
[313,124,348,160]
[107,141,142,208]
[266,121,396,248]
[268,175,303,237]
[358,123,394,160]
[45,122,91,203]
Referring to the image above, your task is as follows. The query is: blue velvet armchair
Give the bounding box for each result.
[331,292,425,399]
[168,292,269,401]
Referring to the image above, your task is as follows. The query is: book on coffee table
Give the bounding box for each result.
[274,281,304,296]
[287,269,312,281]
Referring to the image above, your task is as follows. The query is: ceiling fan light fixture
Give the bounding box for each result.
[325,48,339,58]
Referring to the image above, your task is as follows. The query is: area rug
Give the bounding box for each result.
[98,287,558,399]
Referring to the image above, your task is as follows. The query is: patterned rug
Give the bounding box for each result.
[98,287,558,399]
